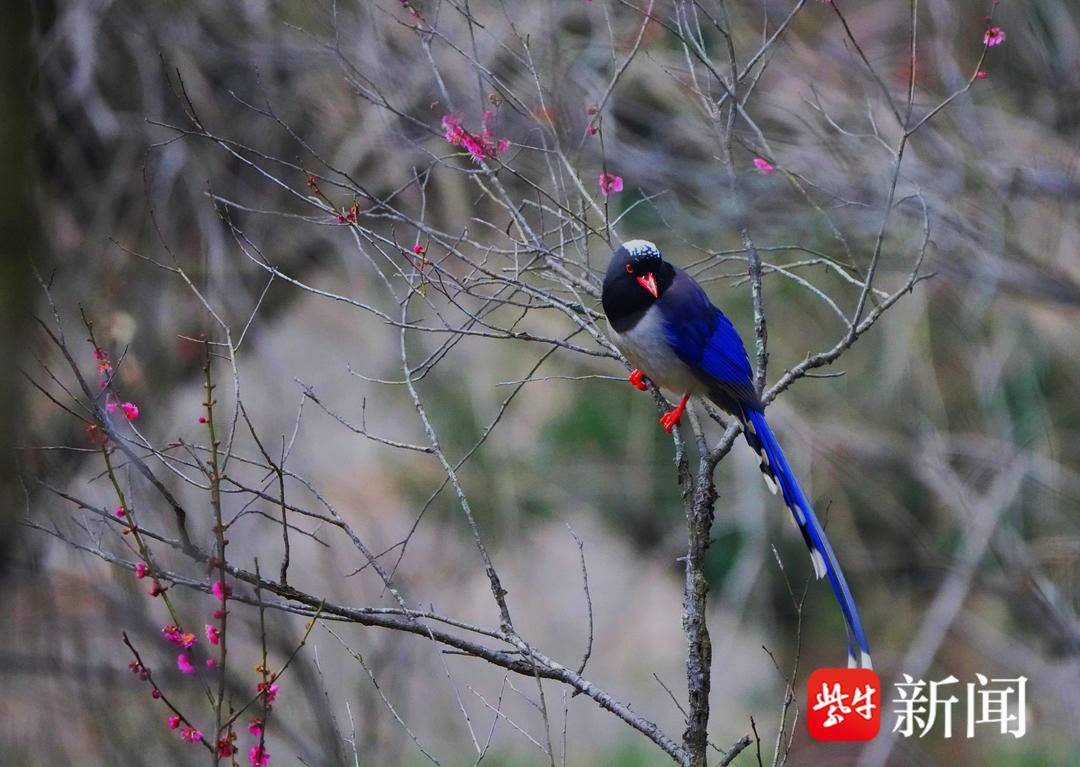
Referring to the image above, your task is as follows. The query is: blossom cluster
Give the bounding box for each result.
[441,111,509,162]
[162,624,198,649]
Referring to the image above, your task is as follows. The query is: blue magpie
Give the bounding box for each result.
[601,239,871,669]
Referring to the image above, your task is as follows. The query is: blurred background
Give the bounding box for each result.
[3,0,1079,765]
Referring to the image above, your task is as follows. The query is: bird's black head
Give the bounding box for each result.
[601,240,674,329]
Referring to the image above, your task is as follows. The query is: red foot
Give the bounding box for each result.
[628,369,649,391]
[659,393,692,433]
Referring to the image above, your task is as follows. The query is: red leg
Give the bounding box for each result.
[660,393,691,433]
[628,369,649,391]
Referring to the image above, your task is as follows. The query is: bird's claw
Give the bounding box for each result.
[659,393,691,433]
[659,409,682,433]
[628,369,649,391]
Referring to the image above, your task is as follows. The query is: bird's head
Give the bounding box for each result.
[601,240,674,322]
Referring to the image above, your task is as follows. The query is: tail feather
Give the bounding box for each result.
[744,407,872,669]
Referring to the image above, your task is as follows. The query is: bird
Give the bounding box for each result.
[601,239,871,669]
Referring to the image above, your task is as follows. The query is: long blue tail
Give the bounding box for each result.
[744,407,872,669]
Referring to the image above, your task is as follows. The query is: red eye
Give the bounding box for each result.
[625,264,634,273]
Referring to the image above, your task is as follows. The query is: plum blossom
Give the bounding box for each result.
[93,349,113,376]
[753,157,775,175]
[120,402,139,420]
[248,720,263,737]
[976,70,988,79]
[249,744,271,767]
[168,715,181,730]
[598,173,623,197]
[162,625,197,648]
[441,112,509,162]
[179,726,203,744]
[115,505,126,518]
[984,26,1006,47]
[135,562,148,579]
[212,579,231,601]
[205,624,220,645]
[177,653,196,675]
[256,681,280,703]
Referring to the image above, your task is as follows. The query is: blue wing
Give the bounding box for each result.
[656,267,758,406]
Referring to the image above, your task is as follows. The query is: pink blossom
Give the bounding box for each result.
[106,401,118,414]
[94,349,113,376]
[249,744,271,767]
[976,70,988,79]
[115,505,126,518]
[205,624,220,645]
[180,726,203,744]
[441,113,465,144]
[257,681,280,703]
[213,608,226,620]
[151,689,161,699]
[177,653,196,675]
[168,715,181,730]
[212,580,231,601]
[198,415,207,424]
[135,562,148,579]
[753,157,775,175]
[217,739,237,757]
[248,720,263,737]
[162,625,197,648]
[598,173,624,197]
[441,112,508,162]
[412,243,425,255]
[984,26,1006,47]
[120,402,139,420]
[205,658,217,669]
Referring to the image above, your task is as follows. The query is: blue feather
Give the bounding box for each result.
[745,408,872,669]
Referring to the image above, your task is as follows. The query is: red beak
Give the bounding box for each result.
[636,272,658,298]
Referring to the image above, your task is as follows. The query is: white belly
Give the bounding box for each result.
[609,305,705,395]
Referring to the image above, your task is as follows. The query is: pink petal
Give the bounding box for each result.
[753,158,775,175]
[177,653,196,675]
[983,27,1006,47]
